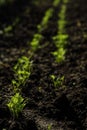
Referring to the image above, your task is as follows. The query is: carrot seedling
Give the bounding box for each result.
[12,56,32,89]
[50,75,64,88]
[7,93,26,118]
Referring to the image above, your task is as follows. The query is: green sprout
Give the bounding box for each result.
[30,33,43,51]
[50,75,64,88]
[47,124,52,130]
[30,8,54,51]
[52,0,68,62]
[53,0,60,7]
[52,47,66,62]
[64,0,68,4]
[12,56,32,89]
[3,25,13,33]
[58,20,66,33]
[37,8,54,33]
[7,93,26,118]
[1,17,19,36]
[53,34,68,47]
[58,5,67,34]
[59,5,67,19]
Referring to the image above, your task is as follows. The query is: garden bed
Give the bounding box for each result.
[0,0,87,130]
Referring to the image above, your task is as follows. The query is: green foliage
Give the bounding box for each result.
[30,7,54,51]
[7,93,26,118]
[0,0,7,5]
[58,5,67,33]
[30,33,43,51]
[63,0,68,4]
[53,0,60,7]
[58,20,66,33]
[52,0,68,63]
[52,47,66,62]
[53,34,68,48]
[47,124,52,130]
[30,8,54,51]
[0,17,19,36]
[50,75,64,88]
[4,25,13,33]
[37,8,54,33]
[59,5,66,18]
[12,56,32,89]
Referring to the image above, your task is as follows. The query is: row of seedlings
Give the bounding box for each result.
[7,56,32,119]
[0,17,20,36]
[6,0,61,119]
[27,0,63,96]
[52,0,69,63]
[50,0,69,89]
[28,0,61,52]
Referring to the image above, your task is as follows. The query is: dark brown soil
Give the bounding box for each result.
[0,0,87,130]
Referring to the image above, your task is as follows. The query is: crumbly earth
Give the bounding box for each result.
[0,0,87,130]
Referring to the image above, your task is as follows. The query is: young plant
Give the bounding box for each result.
[30,33,43,51]
[12,56,32,89]
[37,8,54,33]
[53,34,68,48]
[30,8,54,51]
[50,74,64,88]
[3,25,13,33]
[58,4,67,34]
[52,0,69,63]
[2,17,19,36]
[64,0,68,4]
[52,47,66,62]
[53,0,60,7]
[58,20,66,34]
[47,124,52,130]
[7,93,26,118]
[58,4,67,19]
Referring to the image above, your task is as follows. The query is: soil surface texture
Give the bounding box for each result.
[0,0,87,130]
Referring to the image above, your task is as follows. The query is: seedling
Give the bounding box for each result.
[30,8,54,51]
[30,33,43,51]
[7,93,26,118]
[53,0,60,7]
[2,17,19,36]
[58,5,67,33]
[53,34,68,47]
[58,20,66,33]
[64,0,68,4]
[12,56,32,89]
[59,5,67,19]
[52,0,68,62]
[50,75,64,88]
[3,25,13,33]
[37,8,54,33]
[52,47,66,62]
[47,124,52,130]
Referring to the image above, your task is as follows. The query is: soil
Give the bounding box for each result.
[0,0,87,130]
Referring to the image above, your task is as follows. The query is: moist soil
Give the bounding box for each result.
[0,0,87,130]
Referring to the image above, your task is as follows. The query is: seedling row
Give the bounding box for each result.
[6,0,69,120]
[0,0,87,129]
